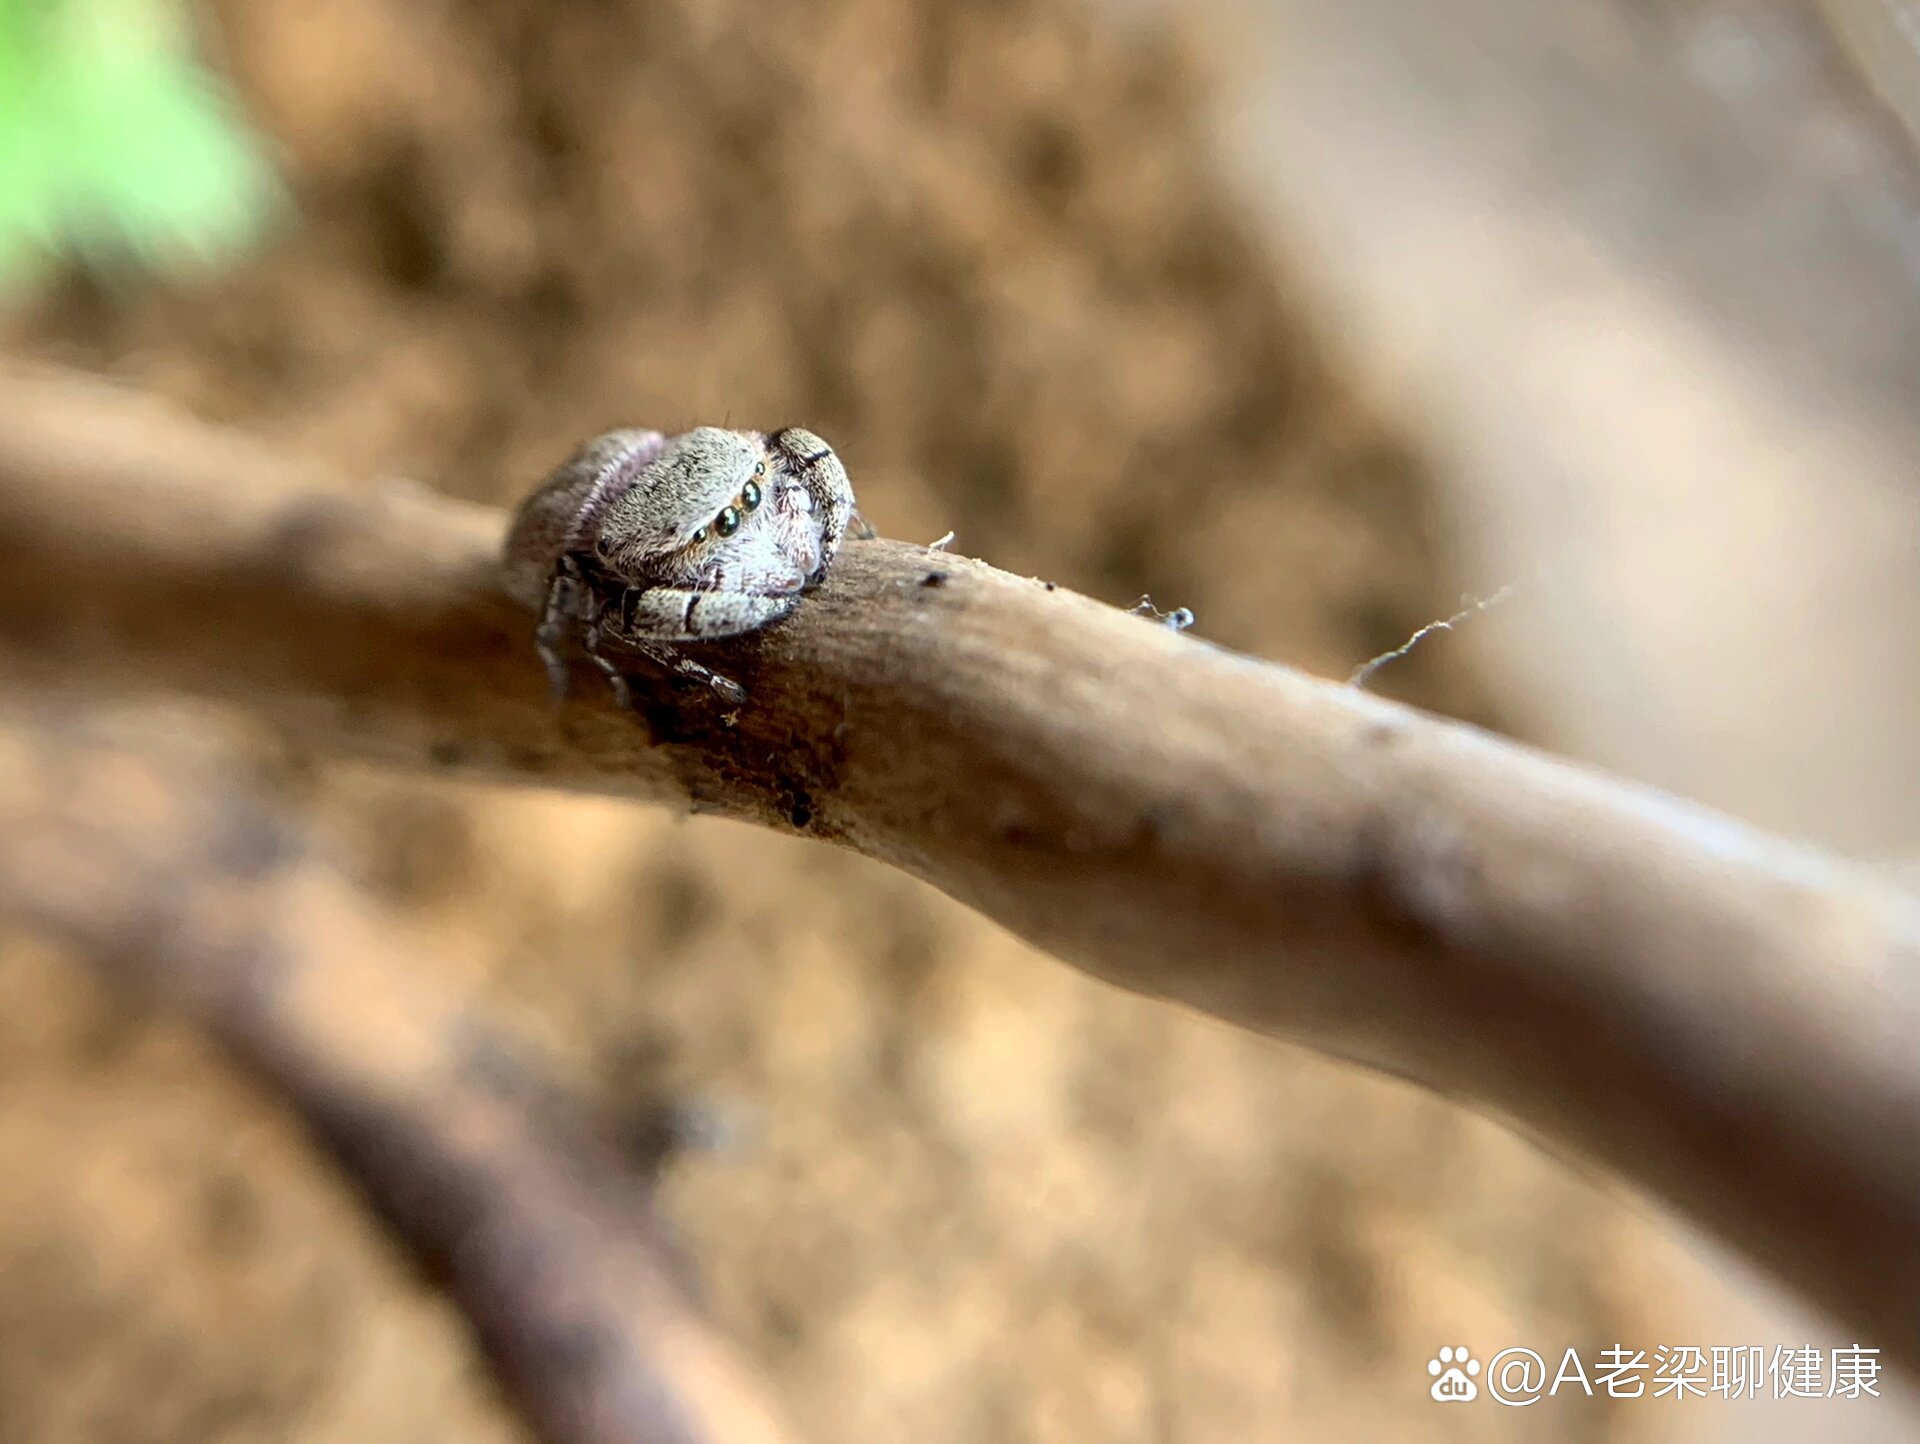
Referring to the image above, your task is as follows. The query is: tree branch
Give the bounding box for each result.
[0,718,800,1444]
[4,362,1918,1363]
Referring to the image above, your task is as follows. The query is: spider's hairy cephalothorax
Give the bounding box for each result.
[502,426,856,708]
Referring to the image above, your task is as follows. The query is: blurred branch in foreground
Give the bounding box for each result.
[1,363,1917,1367]
[0,715,801,1444]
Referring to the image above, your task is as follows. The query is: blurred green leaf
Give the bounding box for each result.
[0,0,278,296]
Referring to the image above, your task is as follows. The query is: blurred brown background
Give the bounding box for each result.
[2,0,1917,1440]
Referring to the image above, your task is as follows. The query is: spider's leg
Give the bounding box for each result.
[618,637,749,709]
[769,428,855,580]
[619,586,799,642]
[535,560,590,702]
[606,586,797,706]
[576,577,638,711]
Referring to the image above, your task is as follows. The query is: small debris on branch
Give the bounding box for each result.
[1128,594,1195,632]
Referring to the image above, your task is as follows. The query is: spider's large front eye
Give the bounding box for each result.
[741,479,762,512]
[715,505,742,537]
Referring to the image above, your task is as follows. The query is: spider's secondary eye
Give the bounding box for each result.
[741,479,762,512]
[715,505,742,537]
[597,534,615,556]
[690,526,709,545]
[754,461,766,476]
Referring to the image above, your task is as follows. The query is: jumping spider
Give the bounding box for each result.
[503,426,856,708]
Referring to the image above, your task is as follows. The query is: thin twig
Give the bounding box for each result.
[0,716,801,1444]
[2,363,1918,1364]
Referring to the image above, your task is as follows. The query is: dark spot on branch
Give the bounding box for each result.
[261,493,361,583]
[920,570,949,588]
[455,1020,572,1117]
[999,820,1047,849]
[762,1299,804,1347]
[1349,812,1476,951]
[197,1169,264,1256]
[207,808,297,880]
[636,689,694,745]
[620,1096,691,1174]
[1360,719,1405,751]
[1348,818,1427,945]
